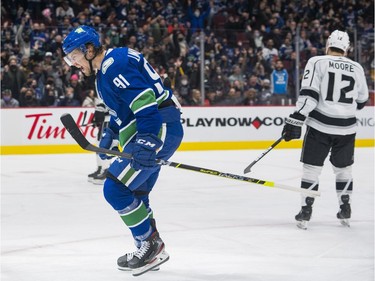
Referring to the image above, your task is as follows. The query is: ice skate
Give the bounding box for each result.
[118,219,160,272]
[117,251,137,271]
[117,251,160,271]
[91,168,108,185]
[337,195,351,227]
[87,166,101,183]
[295,197,314,230]
[295,205,312,230]
[127,231,169,276]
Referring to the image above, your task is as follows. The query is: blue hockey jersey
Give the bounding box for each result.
[95,48,173,148]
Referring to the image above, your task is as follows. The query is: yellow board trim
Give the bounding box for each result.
[177,139,375,151]
[0,145,91,155]
[0,139,373,155]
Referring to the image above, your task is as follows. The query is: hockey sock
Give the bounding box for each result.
[336,179,353,204]
[333,166,353,205]
[118,199,153,241]
[300,164,322,206]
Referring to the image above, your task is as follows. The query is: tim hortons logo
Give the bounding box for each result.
[26,111,98,139]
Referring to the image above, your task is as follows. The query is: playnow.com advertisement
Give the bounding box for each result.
[0,106,373,154]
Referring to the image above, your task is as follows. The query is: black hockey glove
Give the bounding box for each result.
[92,110,105,127]
[92,103,107,127]
[282,112,306,142]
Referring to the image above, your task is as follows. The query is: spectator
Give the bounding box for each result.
[187,0,213,34]
[1,89,19,108]
[16,17,32,58]
[19,87,39,107]
[55,1,75,22]
[245,74,262,92]
[253,30,264,49]
[148,43,168,70]
[174,31,189,58]
[0,0,373,110]
[298,29,313,51]
[30,23,47,52]
[19,55,32,78]
[218,87,243,105]
[91,15,107,33]
[41,52,55,69]
[187,36,201,66]
[205,90,219,105]
[58,16,74,37]
[262,38,279,66]
[187,62,200,90]
[1,21,16,54]
[242,88,258,106]
[58,87,80,106]
[42,8,58,28]
[105,25,120,48]
[40,87,59,107]
[271,60,289,105]
[175,74,190,104]
[2,57,27,101]
[228,64,245,89]
[28,63,46,98]
[26,76,44,102]
[188,89,204,106]
[257,79,272,105]
[49,34,64,55]
[89,0,105,18]
[82,89,100,107]
[67,74,84,103]
[279,37,294,61]
[42,77,62,103]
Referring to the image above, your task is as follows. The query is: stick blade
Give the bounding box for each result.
[243,165,252,174]
[60,113,90,149]
[244,161,256,174]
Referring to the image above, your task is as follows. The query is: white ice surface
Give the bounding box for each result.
[1,148,374,281]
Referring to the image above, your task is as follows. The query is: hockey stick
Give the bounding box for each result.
[243,135,284,174]
[60,113,320,197]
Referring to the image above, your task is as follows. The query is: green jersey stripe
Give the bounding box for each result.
[130,89,156,113]
[119,120,137,147]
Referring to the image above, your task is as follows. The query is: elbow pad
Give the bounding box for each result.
[297,89,319,116]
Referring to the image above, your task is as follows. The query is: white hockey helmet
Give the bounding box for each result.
[326,30,350,53]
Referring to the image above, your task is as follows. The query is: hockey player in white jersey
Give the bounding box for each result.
[62,26,183,275]
[281,30,369,229]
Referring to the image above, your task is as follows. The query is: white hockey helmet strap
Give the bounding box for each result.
[326,30,350,52]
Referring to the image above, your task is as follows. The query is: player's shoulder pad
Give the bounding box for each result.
[344,57,365,72]
[307,55,325,64]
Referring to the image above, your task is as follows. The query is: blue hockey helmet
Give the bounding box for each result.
[62,25,101,55]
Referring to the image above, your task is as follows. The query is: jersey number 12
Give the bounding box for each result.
[325,72,354,104]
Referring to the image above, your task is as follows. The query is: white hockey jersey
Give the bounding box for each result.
[296,55,369,135]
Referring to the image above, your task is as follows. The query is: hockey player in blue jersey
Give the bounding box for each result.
[62,25,183,276]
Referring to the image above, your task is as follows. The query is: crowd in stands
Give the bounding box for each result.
[1,0,374,108]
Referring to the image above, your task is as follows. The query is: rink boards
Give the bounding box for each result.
[0,106,374,155]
